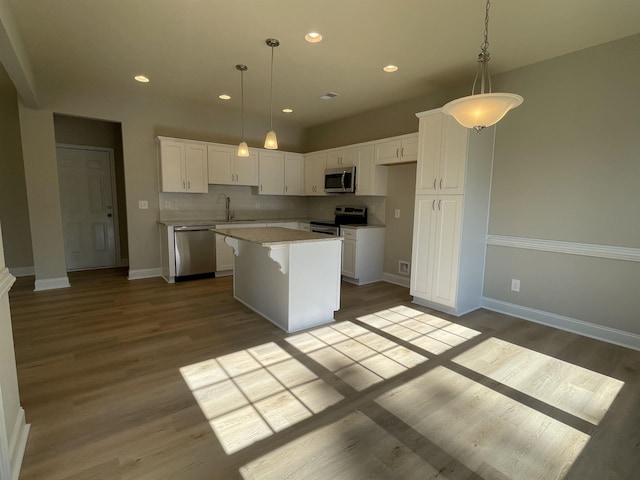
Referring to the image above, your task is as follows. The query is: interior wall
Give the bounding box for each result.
[483,33,640,335]
[53,114,129,262]
[16,84,306,278]
[0,65,32,272]
[383,163,416,280]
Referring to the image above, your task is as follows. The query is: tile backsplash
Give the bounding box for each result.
[159,184,385,224]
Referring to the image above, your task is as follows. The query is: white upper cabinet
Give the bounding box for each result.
[354,144,387,196]
[207,144,258,186]
[416,114,468,195]
[374,134,418,165]
[326,148,356,168]
[284,153,304,196]
[258,151,285,195]
[258,152,305,196]
[304,152,327,196]
[158,138,208,193]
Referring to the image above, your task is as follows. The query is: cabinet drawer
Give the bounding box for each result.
[341,228,357,239]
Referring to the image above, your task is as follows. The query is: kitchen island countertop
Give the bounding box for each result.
[211,227,341,246]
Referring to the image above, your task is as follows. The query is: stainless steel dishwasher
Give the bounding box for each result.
[174,225,216,279]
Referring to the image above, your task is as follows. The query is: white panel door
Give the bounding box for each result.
[57,147,117,270]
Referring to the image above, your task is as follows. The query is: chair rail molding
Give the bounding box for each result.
[486,235,640,262]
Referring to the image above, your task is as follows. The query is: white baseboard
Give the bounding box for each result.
[381,272,410,288]
[482,297,640,351]
[7,266,34,277]
[34,276,70,291]
[9,408,29,480]
[128,268,162,280]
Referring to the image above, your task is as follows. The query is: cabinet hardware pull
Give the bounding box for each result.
[440,178,443,190]
[433,178,436,190]
[401,147,404,157]
[432,199,436,211]
[187,180,191,189]
[438,199,442,210]
[285,185,288,193]
[183,180,186,189]
[396,148,399,158]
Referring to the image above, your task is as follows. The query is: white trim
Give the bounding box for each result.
[34,276,70,291]
[9,408,29,480]
[7,267,34,278]
[0,269,16,297]
[128,268,162,280]
[482,297,640,352]
[381,272,410,288]
[486,235,640,262]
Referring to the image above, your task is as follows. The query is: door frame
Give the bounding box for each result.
[56,144,122,269]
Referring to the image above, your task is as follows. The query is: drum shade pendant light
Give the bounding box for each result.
[236,64,249,157]
[442,0,523,132]
[264,38,279,150]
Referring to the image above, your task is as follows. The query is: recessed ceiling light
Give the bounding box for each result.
[134,75,150,83]
[383,65,398,73]
[282,108,293,113]
[219,94,231,100]
[305,32,323,43]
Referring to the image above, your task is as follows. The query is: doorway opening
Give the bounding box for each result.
[54,114,128,272]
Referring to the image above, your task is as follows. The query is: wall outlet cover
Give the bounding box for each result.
[399,260,410,275]
[511,279,521,292]
[139,200,149,210]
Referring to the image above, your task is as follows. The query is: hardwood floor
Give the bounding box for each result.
[8,268,640,479]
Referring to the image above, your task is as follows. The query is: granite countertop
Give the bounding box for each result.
[211,227,343,246]
[158,218,310,227]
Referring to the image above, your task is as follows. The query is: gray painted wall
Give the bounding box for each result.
[0,65,32,270]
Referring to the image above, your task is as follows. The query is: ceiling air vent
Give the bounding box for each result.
[319,92,339,100]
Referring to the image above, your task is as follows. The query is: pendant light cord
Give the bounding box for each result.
[269,44,274,130]
[241,68,245,140]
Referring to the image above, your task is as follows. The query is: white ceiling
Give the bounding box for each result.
[7,0,640,128]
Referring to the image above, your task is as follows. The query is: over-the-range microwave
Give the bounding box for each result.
[324,166,356,193]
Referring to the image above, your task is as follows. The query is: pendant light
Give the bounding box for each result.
[236,64,249,157]
[264,38,279,149]
[442,0,523,132]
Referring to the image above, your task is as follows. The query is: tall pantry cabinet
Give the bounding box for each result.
[410,109,495,316]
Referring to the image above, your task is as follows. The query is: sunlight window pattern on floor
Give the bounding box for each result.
[286,321,428,391]
[357,305,481,354]
[180,342,344,454]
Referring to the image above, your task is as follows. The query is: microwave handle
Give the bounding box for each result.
[341,171,346,191]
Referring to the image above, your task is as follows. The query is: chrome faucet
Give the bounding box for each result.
[225,195,233,222]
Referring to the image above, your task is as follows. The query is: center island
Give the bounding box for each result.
[210,227,343,333]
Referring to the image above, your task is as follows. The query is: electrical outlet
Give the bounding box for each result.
[395,209,401,218]
[511,279,521,292]
[138,200,149,210]
[164,200,172,209]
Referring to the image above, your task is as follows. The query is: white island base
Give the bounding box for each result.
[217,228,342,333]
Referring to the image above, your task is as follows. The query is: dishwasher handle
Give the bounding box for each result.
[174,225,216,231]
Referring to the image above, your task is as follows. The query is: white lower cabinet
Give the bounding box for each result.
[340,226,385,285]
[410,195,462,307]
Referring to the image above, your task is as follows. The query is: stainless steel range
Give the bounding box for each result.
[310,206,367,236]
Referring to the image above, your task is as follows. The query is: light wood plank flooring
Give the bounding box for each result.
[9,268,640,479]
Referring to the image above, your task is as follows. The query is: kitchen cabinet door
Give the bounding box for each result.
[415,114,467,195]
[207,145,235,185]
[259,151,285,195]
[374,134,418,165]
[326,148,356,168]
[234,150,259,186]
[304,152,327,196]
[284,153,304,195]
[159,141,186,192]
[184,143,208,193]
[159,139,208,193]
[355,144,387,196]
